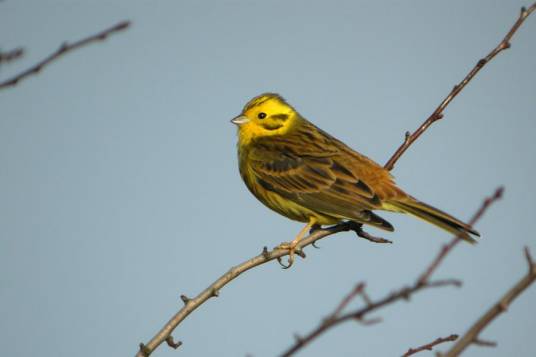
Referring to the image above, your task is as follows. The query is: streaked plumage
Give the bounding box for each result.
[232,93,478,266]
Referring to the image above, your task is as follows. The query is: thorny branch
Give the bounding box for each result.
[0,20,130,90]
[417,187,504,285]
[135,222,386,357]
[279,187,503,357]
[135,4,535,356]
[440,247,536,357]
[383,3,536,171]
[402,334,459,357]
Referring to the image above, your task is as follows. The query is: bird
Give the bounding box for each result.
[231,93,479,268]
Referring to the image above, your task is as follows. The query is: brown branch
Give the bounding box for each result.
[0,47,24,64]
[441,247,536,357]
[135,222,385,357]
[384,3,536,171]
[417,187,503,285]
[0,20,130,90]
[282,280,461,357]
[331,283,366,318]
[279,188,502,357]
[402,334,458,357]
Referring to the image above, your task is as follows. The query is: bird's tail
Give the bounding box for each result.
[384,198,480,243]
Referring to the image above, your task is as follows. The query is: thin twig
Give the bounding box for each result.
[0,20,130,89]
[280,188,502,357]
[441,247,536,357]
[417,187,504,285]
[134,222,384,357]
[384,3,536,171]
[331,283,366,318]
[402,334,459,357]
[282,280,462,357]
[0,48,24,64]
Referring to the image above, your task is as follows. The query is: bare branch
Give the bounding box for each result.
[383,3,536,171]
[442,247,536,356]
[402,334,458,357]
[0,20,130,90]
[280,188,502,357]
[417,187,504,285]
[135,222,383,357]
[331,283,366,318]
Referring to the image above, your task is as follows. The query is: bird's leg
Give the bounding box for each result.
[276,217,317,269]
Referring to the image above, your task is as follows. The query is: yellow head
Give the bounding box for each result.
[231,93,298,145]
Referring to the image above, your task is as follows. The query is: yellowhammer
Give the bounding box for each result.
[232,93,478,268]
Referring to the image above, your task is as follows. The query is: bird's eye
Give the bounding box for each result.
[258,112,267,119]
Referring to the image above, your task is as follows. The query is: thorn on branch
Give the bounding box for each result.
[293,333,304,345]
[401,288,411,301]
[524,246,535,274]
[165,335,183,349]
[180,294,190,305]
[139,343,150,357]
[59,42,68,53]
[404,131,411,143]
[261,246,270,259]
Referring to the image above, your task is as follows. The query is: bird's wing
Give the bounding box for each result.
[248,127,398,229]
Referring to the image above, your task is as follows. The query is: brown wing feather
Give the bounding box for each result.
[248,119,403,228]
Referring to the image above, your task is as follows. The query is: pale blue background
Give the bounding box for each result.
[1,1,535,356]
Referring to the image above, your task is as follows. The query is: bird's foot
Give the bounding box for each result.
[276,218,317,269]
[275,240,305,269]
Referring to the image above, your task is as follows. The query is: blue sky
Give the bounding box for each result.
[1,1,535,356]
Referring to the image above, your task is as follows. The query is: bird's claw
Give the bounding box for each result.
[276,242,304,269]
[309,223,321,235]
[277,255,293,269]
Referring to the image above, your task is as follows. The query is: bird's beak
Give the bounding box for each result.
[231,115,250,126]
